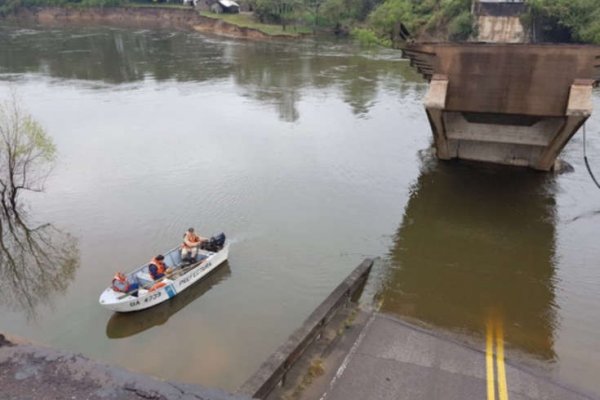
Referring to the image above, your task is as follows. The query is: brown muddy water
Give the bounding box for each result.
[0,24,599,395]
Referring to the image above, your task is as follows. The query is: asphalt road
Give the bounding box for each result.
[317,313,599,400]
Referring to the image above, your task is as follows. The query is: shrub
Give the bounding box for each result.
[351,27,390,47]
[448,10,473,41]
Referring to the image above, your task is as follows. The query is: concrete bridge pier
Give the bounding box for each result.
[404,44,600,171]
[425,75,594,170]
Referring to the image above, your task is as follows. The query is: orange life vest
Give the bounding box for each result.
[182,232,201,250]
[114,273,126,281]
[150,258,166,275]
[112,273,129,292]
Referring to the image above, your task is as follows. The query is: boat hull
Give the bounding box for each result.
[99,243,229,312]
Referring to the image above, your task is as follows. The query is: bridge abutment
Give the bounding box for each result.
[405,44,599,171]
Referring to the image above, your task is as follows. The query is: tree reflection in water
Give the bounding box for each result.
[0,27,425,122]
[0,95,79,318]
[0,217,79,318]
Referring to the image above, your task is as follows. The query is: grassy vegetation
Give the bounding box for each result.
[351,27,390,47]
[366,0,475,45]
[363,0,600,46]
[528,0,600,43]
[280,358,326,400]
[199,10,311,36]
[2,0,600,45]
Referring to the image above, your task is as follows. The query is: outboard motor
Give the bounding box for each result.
[202,233,226,252]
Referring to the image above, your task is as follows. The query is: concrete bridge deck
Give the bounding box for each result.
[402,43,600,171]
[313,312,598,400]
[250,261,599,400]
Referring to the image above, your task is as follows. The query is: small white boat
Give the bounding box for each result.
[99,234,229,312]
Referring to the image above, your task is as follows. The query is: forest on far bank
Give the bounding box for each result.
[1,0,599,46]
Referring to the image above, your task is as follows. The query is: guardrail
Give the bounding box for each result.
[238,258,374,399]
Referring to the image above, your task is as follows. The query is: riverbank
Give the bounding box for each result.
[198,11,311,37]
[4,6,307,40]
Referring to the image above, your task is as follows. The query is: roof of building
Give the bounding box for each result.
[218,0,239,8]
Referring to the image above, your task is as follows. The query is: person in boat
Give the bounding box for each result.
[149,254,171,280]
[181,227,206,263]
[112,272,139,295]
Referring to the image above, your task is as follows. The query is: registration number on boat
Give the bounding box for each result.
[128,291,161,307]
[144,292,161,303]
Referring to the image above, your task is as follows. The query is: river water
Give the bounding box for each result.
[0,25,599,395]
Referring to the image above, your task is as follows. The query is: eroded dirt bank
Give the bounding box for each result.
[7,6,285,40]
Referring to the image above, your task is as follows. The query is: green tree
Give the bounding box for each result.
[528,0,600,44]
[579,7,600,43]
[303,0,324,32]
[447,10,473,41]
[367,0,413,43]
[365,0,474,45]
[254,0,301,30]
[321,0,371,31]
[0,93,56,215]
[0,0,23,16]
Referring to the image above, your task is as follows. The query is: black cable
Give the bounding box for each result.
[583,123,600,190]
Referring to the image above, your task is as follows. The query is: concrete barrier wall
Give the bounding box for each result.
[238,259,374,399]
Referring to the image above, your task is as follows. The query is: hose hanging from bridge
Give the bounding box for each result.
[583,123,600,190]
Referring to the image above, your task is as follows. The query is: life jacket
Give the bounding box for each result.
[112,273,129,292]
[182,232,201,250]
[149,258,166,279]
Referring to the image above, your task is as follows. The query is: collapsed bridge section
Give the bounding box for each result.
[403,43,600,171]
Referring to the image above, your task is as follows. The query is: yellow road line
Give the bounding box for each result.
[495,320,509,400]
[486,319,496,400]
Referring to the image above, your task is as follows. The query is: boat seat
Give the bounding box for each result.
[136,272,154,286]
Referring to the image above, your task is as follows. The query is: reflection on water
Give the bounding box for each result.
[0,24,426,390]
[0,93,79,319]
[381,160,558,360]
[1,23,598,395]
[0,202,79,319]
[0,26,423,121]
[106,262,232,339]
[229,43,401,121]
